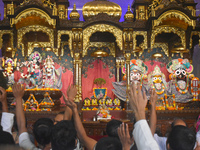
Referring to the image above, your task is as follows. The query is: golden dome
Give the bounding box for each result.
[82,0,122,21]
[124,5,134,22]
[70,4,80,21]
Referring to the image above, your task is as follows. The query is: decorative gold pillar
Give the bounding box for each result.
[74,53,80,102]
[78,59,82,101]
[116,59,120,82]
[125,53,131,104]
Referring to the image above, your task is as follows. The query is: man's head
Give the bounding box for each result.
[33,118,54,148]
[51,120,77,150]
[54,111,65,124]
[167,125,196,150]
[106,119,122,139]
[95,137,122,150]
[171,118,187,128]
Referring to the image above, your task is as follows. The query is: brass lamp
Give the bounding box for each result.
[91,47,109,57]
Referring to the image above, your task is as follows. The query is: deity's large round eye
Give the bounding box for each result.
[153,77,157,81]
[182,70,186,75]
[158,77,162,80]
[175,70,181,76]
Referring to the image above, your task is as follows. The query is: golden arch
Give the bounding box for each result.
[17,25,54,56]
[14,8,55,26]
[83,24,122,57]
[151,26,186,49]
[154,10,192,27]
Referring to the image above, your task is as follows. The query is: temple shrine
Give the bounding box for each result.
[0,0,200,137]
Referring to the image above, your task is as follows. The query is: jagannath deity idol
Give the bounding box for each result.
[167,58,197,102]
[148,65,168,99]
[2,57,17,89]
[42,55,62,89]
[112,59,148,101]
[20,51,42,88]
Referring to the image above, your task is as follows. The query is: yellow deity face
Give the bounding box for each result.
[153,75,162,83]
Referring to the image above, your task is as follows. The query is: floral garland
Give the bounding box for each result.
[3,67,13,77]
[24,94,39,111]
[175,76,189,94]
[152,83,165,95]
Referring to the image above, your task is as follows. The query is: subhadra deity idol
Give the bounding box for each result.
[2,57,17,89]
[42,56,62,89]
[167,58,198,102]
[148,65,168,99]
[112,59,149,101]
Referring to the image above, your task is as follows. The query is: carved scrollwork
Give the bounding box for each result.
[85,42,115,57]
[57,30,72,56]
[17,25,54,56]
[190,31,200,49]
[14,8,55,27]
[0,30,13,49]
[154,10,193,28]
[83,24,122,57]
[153,43,169,57]
[133,31,147,56]
[151,26,186,49]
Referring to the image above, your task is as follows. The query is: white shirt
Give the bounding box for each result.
[1,112,14,134]
[154,134,167,150]
[19,132,41,150]
[133,119,160,150]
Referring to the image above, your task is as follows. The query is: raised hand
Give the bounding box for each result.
[128,82,147,121]
[67,84,77,100]
[12,83,25,100]
[0,87,7,103]
[118,123,134,150]
[62,92,77,111]
[149,89,157,109]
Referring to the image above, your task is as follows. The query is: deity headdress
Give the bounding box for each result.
[148,65,167,86]
[166,58,193,74]
[123,59,148,74]
[29,51,41,62]
[44,55,54,66]
[122,59,148,81]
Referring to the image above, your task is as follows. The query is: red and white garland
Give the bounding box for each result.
[3,67,13,77]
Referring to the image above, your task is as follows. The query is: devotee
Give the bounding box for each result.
[12,82,53,150]
[128,82,160,150]
[106,119,123,139]
[62,85,97,150]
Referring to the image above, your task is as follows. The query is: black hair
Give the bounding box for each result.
[0,125,15,145]
[95,137,122,150]
[51,120,77,150]
[106,119,122,139]
[167,125,196,150]
[33,118,54,147]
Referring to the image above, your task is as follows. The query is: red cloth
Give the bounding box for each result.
[82,59,115,100]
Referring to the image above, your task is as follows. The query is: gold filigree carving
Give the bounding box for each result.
[133,31,147,57]
[57,30,73,57]
[27,42,53,56]
[17,25,54,56]
[151,26,186,49]
[85,42,115,57]
[153,43,169,57]
[0,30,13,49]
[190,31,200,49]
[153,10,193,28]
[14,8,55,27]
[83,24,122,57]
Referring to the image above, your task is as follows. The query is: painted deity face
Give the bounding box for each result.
[175,68,186,80]
[152,75,162,90]
[46,59,53,68]
[130,70,141,83]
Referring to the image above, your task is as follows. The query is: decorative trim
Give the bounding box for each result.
[151,26,186,50]
[153,43,169,57]
[133,31,147,56]
[17,25,54,56]
[83,24,122,57]
[190,31,200,49]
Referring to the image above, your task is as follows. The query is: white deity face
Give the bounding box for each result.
[130,70,141,83]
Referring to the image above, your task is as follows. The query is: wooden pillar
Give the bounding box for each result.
[125,53,131,110]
